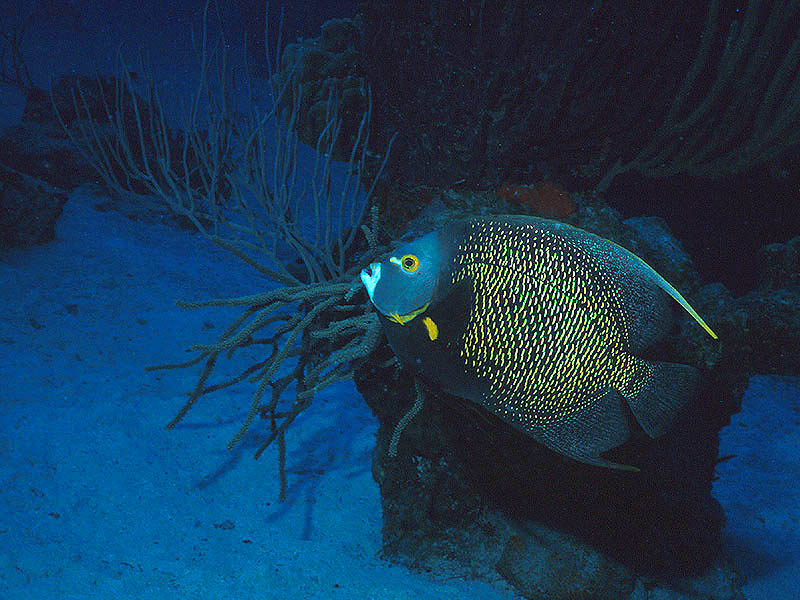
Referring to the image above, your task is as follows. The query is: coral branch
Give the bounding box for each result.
[55,1,394,498]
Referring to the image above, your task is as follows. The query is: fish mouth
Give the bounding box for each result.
[360,262,381,303]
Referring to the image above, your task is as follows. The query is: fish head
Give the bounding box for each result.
[360,230,442,324]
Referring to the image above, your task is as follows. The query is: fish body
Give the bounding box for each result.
[360,216,717,470]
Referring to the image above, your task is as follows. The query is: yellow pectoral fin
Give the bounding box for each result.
[422,316,439,341]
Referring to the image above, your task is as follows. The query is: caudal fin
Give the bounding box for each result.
[624,361,699,438]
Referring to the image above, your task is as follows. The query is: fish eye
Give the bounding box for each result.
[400,254,419,273]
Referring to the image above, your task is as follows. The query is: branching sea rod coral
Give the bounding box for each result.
[56,2,395,499]
[151,277,384,499]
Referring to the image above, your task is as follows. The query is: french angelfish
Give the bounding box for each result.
[360,215,718,470]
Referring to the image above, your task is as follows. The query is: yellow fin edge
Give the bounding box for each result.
[389,302,431,325]
[630,250,719,340]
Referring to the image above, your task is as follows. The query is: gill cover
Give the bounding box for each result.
[361,230,443,323]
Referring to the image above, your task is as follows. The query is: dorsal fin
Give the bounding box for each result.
[519,216,719,346]
[619,243,718,340]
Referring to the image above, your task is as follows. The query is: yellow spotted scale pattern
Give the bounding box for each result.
[450,220,653,427]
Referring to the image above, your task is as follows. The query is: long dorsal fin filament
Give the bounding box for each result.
[625,247,718,340]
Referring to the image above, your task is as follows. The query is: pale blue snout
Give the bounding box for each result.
[360,262,381,303]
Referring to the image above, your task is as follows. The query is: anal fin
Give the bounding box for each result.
[622,360,698,438]
[533,389,640,472]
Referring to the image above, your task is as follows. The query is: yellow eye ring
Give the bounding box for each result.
[399,254,419,273]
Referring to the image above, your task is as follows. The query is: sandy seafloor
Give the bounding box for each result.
[0,189,798,600]
[1,2,799,598]
[0,194,519,599]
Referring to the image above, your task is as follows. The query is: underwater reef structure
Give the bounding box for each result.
[0,14,78,245]
[352,194,799,599]
[0,161,67,249]
[284,0,800,191]
[284,0,800,293]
